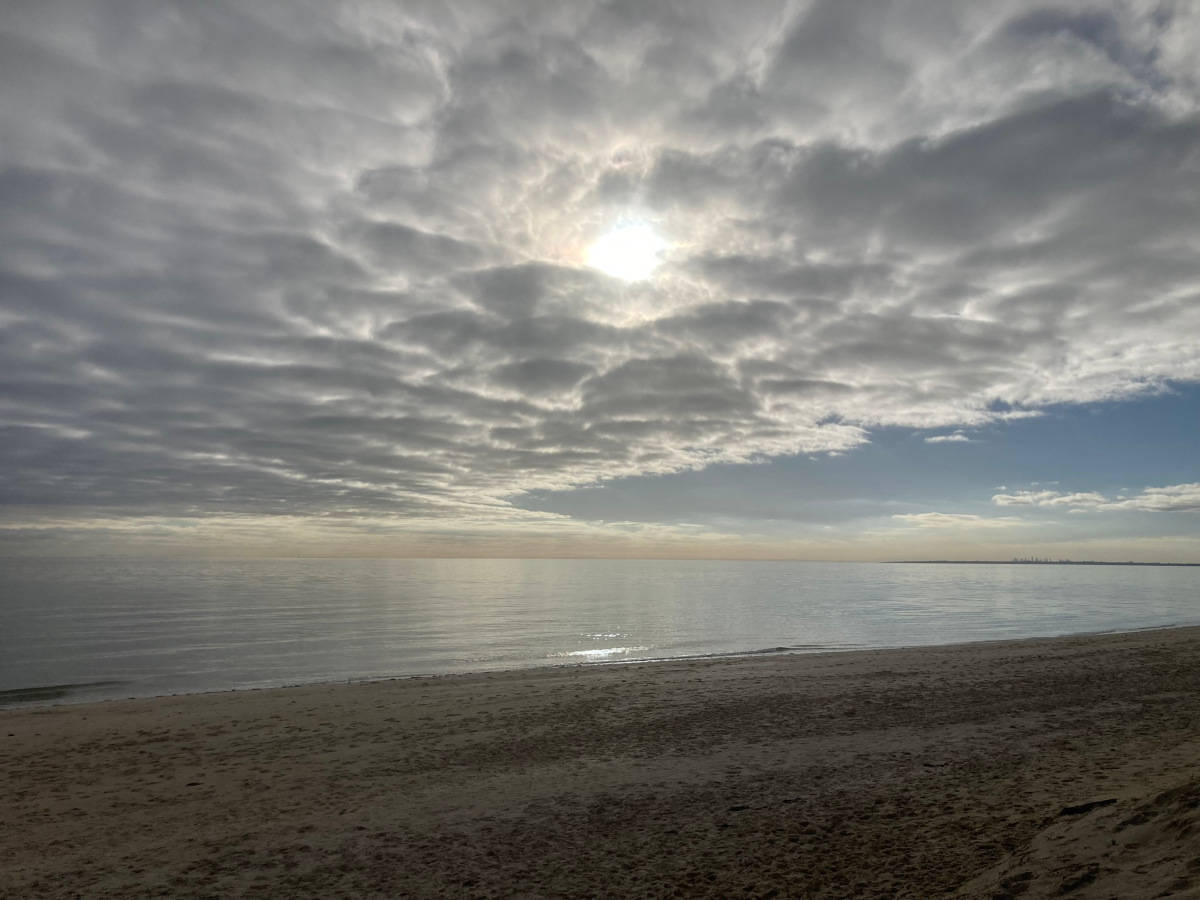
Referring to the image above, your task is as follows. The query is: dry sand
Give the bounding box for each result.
[4,627,1200,898]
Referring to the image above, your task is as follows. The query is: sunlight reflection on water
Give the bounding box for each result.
[559,646,649,659]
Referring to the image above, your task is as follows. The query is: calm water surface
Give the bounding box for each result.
[1,558,1197,706]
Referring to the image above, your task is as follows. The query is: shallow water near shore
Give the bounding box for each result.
[2,557,1198,706]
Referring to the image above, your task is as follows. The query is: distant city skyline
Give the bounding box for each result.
[2,1,1198,560]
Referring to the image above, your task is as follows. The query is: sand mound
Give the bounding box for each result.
[960,780,1200,898]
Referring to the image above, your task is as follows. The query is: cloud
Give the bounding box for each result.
[992,490,1109,508]
[992,484,1200,512]
[490,358,594,395]
[1106,483,1200,512]
[1,1,1199,538]
[892,513,1025,529]
[924,431,972,444]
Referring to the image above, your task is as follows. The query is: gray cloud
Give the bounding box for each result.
[344,220,489,276]
[490,358,594,395]
[1,0,1199,536]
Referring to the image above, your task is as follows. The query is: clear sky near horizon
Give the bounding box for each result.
[1,1,1199,560]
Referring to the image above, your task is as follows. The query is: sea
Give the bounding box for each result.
[1,557,1198,707]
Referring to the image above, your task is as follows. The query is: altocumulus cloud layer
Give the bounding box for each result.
[2,1,1199,550]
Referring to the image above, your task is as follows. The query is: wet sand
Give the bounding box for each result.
[4,626,1200,898]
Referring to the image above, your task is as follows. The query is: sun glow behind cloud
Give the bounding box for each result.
[585,221,667,281]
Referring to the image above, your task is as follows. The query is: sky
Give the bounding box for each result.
[1,0,1198,560]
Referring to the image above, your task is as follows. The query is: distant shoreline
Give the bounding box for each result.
[894,559,1200,567]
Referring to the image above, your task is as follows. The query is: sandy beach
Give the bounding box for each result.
[4,627,1200,898]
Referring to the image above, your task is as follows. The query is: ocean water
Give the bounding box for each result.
[1,557,1197,707]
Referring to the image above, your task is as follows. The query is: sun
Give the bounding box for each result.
[585,221,667,281]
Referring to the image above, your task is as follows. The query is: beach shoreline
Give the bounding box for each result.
[5,625,1200,897]
[4,619,1193,713]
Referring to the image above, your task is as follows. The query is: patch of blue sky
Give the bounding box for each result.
[513,382,1200,529]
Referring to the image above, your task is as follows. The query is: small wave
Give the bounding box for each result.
[547,643,861,668]
[0,680,127,705]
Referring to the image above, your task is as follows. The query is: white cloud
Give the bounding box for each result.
[893,512,1026,529]
[924,431,972,444]
[1104,483,1200,512]
[992,484,1200,512]
[992,490,1109,508]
